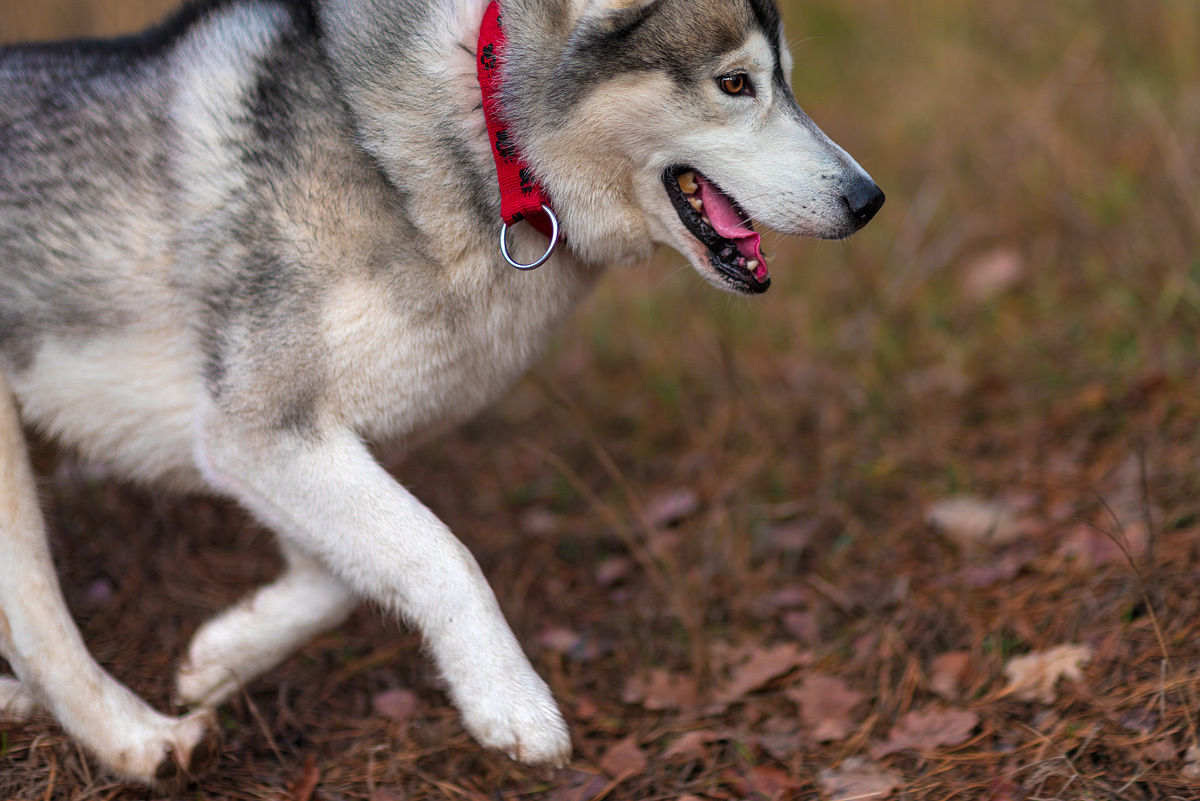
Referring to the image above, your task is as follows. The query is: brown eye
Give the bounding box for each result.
[718,73,753,97]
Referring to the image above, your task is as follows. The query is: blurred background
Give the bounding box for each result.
[2,1,1199,799]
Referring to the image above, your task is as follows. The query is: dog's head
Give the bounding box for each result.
[504,0,884,293]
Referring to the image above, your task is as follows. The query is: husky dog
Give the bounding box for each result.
[0,0,883,788]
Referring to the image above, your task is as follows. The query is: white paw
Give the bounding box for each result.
[176,640,242,708]
[454,670,571,766]
[0,677,40,719]
[95,708,221,791]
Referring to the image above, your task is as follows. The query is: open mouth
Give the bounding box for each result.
[663,166,770,294]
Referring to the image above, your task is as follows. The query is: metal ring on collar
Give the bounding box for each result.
[499,204,560,270]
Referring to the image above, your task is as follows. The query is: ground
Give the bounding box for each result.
[2,1,1199,799]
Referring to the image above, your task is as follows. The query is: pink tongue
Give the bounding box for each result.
[696,175,766,278]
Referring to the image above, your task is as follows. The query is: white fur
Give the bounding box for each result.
[177,543,358,706]
[195,419,570,763]
[0,371,217,786]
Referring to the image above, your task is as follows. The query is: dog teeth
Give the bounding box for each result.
[688,196,703,212]
[677,171,698,195]
[701,215,711,226]
[747,259,759,271]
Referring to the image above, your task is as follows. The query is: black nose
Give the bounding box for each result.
[842,180,885,228]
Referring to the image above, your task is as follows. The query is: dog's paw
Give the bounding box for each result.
[455,672,571,766]
[175,651,239,709]
[95,708,221,792]
[147,711,223,793]
[0,677,40,719]
[175,614,255,707]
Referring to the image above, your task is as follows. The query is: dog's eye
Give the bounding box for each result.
[717,73,754,97]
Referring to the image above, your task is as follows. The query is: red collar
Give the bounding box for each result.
[477,0,557,245]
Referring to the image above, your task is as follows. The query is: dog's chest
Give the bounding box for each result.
[320,265,591,442]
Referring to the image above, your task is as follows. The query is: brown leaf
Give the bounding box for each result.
[1057,521,1148,569]
[782,610,819,644]
[985,777,1027,801]
[1183,744,1200,780]
[929,651,972,700]
[595,555,633,586]
[949,546,1034,588]
[816,757,901,801]
[646,488,700,527]
[786,673,864,743]
[1002,644,1093,703]
[287,754,320,801]
[926,496,1028,549]
[622,668,697,711]
[712,643,809,710]
[663,729,717,762]
[539,627,582,654]
[871,706,978,758]
[371,689,417,722]
[961,246,1023,302]
[546,770,608,801]
[1143,737,1178,763]
[600,735,647,778]
[763,520,819,552]
[756,715,804,760]
[372,790,405,801]
[740,764,797,800]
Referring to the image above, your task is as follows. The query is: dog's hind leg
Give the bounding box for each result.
[0,676,39,718]
[176,541,358,708]
[200,418,571,766]
[0,372,220,789]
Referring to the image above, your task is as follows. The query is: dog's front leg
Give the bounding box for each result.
[198,416,570,766]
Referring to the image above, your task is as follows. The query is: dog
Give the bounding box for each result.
[0,0,883,788]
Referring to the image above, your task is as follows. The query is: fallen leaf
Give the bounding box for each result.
[816,757,901,801]
[371,790,404,801]
[782,610,819,644]
[1056,521,1148,569]
[287,754,320,801]
[1002,644,1093,703]
[1183,744,1200,780]
[622,668,697,710]
[929,651,972,700]
[646,488,700,527]
[663,729,717,761]
[1143,737,1178,763]
[740,764,797,800]
[786,673,864,743]
[948,546,1035,588]
[927,495,1030,549]
[539,627,582,654]
[520,508,561,535]
[575,695,599,719]
[600,735,647,777]
[763,520,819,552]
[712,643,809,710]
[595,555,634,586]
[371,689,417,722]
[756,715,804,759]
[871,706,978,758]
[985,777,1027,801]
[1118,707,1157,734]
[546,769,608,801]
[538,627,601,662]
[961,246,1023,302]
[753,585,811,610]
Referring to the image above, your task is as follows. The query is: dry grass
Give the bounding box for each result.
[2,1,1200,799]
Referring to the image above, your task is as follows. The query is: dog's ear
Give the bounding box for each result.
[571,0,664,32]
